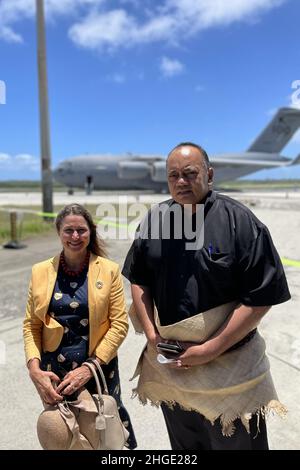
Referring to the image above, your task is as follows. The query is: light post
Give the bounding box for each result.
[36,0,53,219]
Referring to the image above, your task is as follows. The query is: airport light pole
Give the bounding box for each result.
[36,0,53,219]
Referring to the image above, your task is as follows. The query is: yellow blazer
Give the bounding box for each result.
[23,253,128,365]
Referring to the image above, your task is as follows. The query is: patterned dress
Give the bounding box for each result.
[40,265,137,449]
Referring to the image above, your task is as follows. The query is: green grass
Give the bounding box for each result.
[0,210,55,244]
[0,180,65,192]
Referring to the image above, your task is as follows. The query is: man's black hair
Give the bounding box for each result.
[167,142,210,168]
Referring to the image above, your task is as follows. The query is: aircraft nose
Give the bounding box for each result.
[52,164,65,182]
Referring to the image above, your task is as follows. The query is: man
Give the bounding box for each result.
[122,142,290,450]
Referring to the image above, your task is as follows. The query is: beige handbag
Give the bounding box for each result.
[37,360,129,450]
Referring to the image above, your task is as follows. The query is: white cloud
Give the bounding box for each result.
[68,0,287,51]
[164,0,286,30]
[0,0,288,50]
[0,25,23,43]
[0,153,10,163]
[0,80,6,104]
[160,56,184,77]
[15,153,40,169]
[119,0,139,6]
[106,73,126,83]
[45,0,103,17]
[0,0,103,43]
[69,9,137,50]
[0,153,40,175]
[288,82,300,143]
[289,80,300,110]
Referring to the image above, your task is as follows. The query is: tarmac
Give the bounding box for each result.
[1,189,300,208]
[0,191,299,450]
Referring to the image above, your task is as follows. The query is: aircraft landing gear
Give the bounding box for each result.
[85,176,94,195]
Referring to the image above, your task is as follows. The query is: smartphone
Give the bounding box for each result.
[157,342,183,355]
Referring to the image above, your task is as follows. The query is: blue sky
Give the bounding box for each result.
[0,0,300,181]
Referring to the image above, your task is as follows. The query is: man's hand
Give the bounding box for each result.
[148,332,163,349]
[163,341,213,369]
[165,304,271,370]
[177,342,214,367]
[131,284,161,349]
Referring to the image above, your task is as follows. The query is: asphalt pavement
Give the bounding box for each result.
[0,195,299,450]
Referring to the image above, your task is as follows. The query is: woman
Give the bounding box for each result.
[23,203,137,449]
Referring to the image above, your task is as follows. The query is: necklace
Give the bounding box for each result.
[60,251,90,277]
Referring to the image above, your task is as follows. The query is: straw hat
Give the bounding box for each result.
[37,388,99,450]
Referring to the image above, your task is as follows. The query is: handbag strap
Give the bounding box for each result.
[82,361,104,409]
[86,358,109,395]
[81,362,112,435]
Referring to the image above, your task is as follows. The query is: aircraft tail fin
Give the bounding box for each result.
[290,153,300,166]
[247,107,300,154]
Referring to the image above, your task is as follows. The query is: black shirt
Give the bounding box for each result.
[122,191,291,326]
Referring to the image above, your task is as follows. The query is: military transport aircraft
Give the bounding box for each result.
[53,107,300,193]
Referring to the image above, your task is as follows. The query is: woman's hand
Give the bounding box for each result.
[56,365,93,396]
[30,369,63,405]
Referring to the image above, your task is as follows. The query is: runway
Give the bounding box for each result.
[1,189,300,208]
[0,191,299,449]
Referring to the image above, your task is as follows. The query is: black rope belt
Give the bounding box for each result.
[225,328,257,353]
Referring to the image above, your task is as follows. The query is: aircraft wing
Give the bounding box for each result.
[128,154,166,163]
[247,107,300,154]
[211,155,289,168]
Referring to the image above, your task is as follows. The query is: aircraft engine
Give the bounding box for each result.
[151,161,167,182]
[117,161,150,180]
